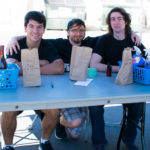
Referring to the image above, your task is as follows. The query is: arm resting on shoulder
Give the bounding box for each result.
[40,59,64,75]
[6,35,26,55]
[131,31,141,46]
[90,53,119,72]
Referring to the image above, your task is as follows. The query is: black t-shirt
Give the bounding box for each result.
[7,37,60,63]
[46,36,98,63]
[94,34,145,65]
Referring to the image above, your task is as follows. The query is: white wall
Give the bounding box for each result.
[0,0,29,45]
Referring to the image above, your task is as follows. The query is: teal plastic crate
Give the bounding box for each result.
[0,64,20,89]
[133,66,150,85]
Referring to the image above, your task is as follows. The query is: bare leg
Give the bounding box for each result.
[60,116,82,139]
[60,116,82,128]
[41,109,60,139]
[1,111,18,145]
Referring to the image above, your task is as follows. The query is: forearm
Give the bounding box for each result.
[91,62,119,72]
[14,35,26,41]
[40,61,64,75]
[91,63,107,72]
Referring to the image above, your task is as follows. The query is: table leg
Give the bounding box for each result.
[117,106,127,150]
[141,103,146,150]
[117,103,146,150]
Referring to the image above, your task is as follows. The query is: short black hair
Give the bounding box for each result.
[67,18,86,30]
[24,11,46,28]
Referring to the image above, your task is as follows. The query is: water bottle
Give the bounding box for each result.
[106,62,112,77]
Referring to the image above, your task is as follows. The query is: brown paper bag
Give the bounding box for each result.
[70,46,92,81]
[115,47,133,85]
[21,48,41,87]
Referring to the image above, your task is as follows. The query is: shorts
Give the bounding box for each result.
[34,110,44,120]
[16,110,43,119]
[61,107,87,136]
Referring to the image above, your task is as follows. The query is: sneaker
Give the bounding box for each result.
[3,146,15,150]
[123,142,138,150]
[39,141,53,150]
[94,144,106,150]
[55,123,67,140]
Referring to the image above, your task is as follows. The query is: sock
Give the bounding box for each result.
[41,138,49,144]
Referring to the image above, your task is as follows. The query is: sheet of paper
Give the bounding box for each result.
[74,79,93,86]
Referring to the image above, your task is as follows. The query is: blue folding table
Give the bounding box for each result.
[0,72,150,150]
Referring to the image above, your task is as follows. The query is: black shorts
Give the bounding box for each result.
[17,110,44,120]
[17,111,23,115]
[34,110,44,120]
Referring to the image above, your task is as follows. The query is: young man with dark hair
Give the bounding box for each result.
[1,11,64,150]
[6,18,97,141]
[90,7,146,150]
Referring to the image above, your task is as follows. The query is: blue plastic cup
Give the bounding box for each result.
[87,68,97,78]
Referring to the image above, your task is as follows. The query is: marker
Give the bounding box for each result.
[51,82,54,88]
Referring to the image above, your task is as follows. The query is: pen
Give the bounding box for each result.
[51,82,54,88]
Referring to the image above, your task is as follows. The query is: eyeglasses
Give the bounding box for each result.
[70,29,85,34]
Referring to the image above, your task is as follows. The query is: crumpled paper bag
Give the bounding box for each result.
[115,47,133,85]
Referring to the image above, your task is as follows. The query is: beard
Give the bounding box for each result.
[71,36,84,44]
[73,39,82,44]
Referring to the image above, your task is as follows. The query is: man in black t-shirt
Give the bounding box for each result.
[7,37,63,68]
[50,19,91,140]
[90,7,144,150]
[46,35,98,64]
[1,11,64,150]
[5,18,98,143]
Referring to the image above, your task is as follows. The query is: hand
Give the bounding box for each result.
[6,38,20,55]
[131,32,141,46]
[39,60,49,66]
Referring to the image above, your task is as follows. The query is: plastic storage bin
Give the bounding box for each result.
[133,66,150,85]
[118,60,150,85]
[0,63,20,89]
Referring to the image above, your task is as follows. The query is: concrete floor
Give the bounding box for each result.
[2,103,149,150]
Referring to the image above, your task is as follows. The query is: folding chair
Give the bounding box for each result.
[28,114,39,130]
[28,110,44,130]
[117,102,146,150]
